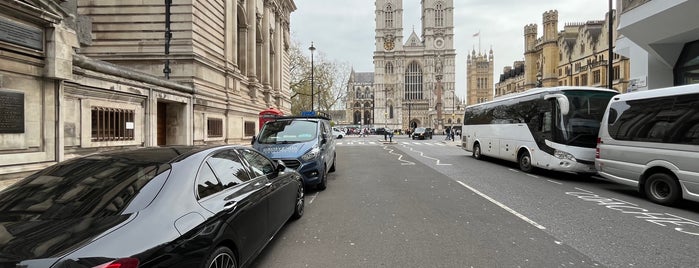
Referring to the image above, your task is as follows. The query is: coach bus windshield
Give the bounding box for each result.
[558,90,617,148]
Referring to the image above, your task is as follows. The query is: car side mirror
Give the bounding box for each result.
[276,160,286,173]
[544,94,570,116]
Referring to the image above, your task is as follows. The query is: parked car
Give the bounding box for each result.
[253,116,337,190]
[411,127,433,140]
[375,127,390,135]
[332,127,346,139]
[0,145,304,268]
[596,84,699,206]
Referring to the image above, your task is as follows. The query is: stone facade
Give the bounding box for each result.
[466,49,494,106]
[346,71,375,127]
[0,0,296,180]
[496,9,630,98]
[363,0,457,133]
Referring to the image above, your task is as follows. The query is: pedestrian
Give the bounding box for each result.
[451,129,455,141]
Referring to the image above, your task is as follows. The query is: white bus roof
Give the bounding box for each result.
[467,86,618,109]
[610,84,699,102]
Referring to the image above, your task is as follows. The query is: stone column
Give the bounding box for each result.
[274,16,282,91]
[261,6,271,87]
[226,0,238,67]
[246,0,257,80]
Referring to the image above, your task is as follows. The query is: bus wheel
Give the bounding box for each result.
[518,150,533,173]
[473,143,482,160]
[644,173,681,205]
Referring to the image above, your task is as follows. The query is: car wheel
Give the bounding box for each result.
[644,173,681,205]
[291,182,304,220]
[473,143,482,160]
[316,166,328,191]
[518,150,533,173]
[329,154,336,173]
[203,247,237,268]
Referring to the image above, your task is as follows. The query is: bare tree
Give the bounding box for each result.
[288,40,349,116]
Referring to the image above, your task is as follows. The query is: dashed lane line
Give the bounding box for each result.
[457,181,546,230]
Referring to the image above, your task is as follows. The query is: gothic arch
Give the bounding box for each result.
[404,61,423,100]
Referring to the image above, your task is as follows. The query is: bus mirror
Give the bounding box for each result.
[544,94,570,116]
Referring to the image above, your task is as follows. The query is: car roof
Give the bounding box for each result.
[85,145,241,165]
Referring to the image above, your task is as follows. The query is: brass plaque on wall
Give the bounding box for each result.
[0,90,25,133]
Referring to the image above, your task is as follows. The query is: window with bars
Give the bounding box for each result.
[613,66,621,80]
[593,70,601,84]
[581,74,588,85]
[91,107,135,141]
[244,121,256,136]
[207,118,223,138]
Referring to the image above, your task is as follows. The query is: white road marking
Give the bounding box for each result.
[526,174,539,179]
[508,168,520,173]
[383,146,415,165]
[308,192,319,204]
[547,180,563,185]
[457,181,546,230]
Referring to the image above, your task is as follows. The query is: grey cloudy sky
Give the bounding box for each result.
[290,0,615,100]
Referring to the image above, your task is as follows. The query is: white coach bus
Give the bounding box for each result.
[461,86,618,173]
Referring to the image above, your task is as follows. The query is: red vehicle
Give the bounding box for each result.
[259,107,284,130]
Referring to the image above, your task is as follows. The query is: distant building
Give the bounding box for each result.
[495,61,526,97]
[346,70,375,126]
[496,9,630,97]
[616,0,699,90]
[370,0,457,133]
[466,48,494,105]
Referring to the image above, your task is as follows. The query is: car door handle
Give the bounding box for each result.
[224,201,237,208]
[265,182,272,187]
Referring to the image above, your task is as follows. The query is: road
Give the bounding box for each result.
[250,134,699,267]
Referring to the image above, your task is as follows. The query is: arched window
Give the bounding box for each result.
[435,3,444,27]
[353,111,361,124]
[385,4,394,28]
[389,104,394,119]
[404,61,423,100]
[385,62,394,74]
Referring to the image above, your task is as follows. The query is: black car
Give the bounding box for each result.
[0,145,304,268]
[411,127,433,140]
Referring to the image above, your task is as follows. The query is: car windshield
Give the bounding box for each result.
[558,90,617,148]
[258,120,318,144]
[414,127,426,133]
[0,156,170,221]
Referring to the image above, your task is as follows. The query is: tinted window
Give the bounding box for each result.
[207,150,251,187]
[196,163,223,199]
[0,157,170,221]
[608,93,699,145]
[239,149,276,178]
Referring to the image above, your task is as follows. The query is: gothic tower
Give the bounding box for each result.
[524,24,538,89]
[372,0,456,133]
[542,10,559,87]
[466,48,494,106]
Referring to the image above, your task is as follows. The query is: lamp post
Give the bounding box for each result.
[309,42,316,111]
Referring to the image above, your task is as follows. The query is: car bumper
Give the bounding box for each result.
[278,158,323,186]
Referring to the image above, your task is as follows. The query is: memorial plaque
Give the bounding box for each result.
[0,90,25,133]
[0,16,43,51]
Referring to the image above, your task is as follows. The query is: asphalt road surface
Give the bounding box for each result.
[251,135,617,267]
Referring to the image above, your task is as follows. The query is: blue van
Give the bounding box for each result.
[252,116,336,190]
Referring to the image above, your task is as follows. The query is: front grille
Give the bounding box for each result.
[281,159,301,169]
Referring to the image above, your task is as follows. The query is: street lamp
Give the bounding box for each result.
[309,42,316,111]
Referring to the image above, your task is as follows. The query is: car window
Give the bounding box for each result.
[196,163,223,199]
[239,149,276,178]
[258,120,318,144]
[207,150,251,188]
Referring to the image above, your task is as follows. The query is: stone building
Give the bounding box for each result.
[466,48,494,106]
[364,0,457,133]
[494,61,525,97]
[346,70,375,126]
[496,9,630,98]
[0,0,296,179]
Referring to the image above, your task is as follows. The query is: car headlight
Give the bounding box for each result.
[554,149,576,161]
[301,147,321,162]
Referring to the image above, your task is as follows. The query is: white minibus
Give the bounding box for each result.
[595,84,699,205]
